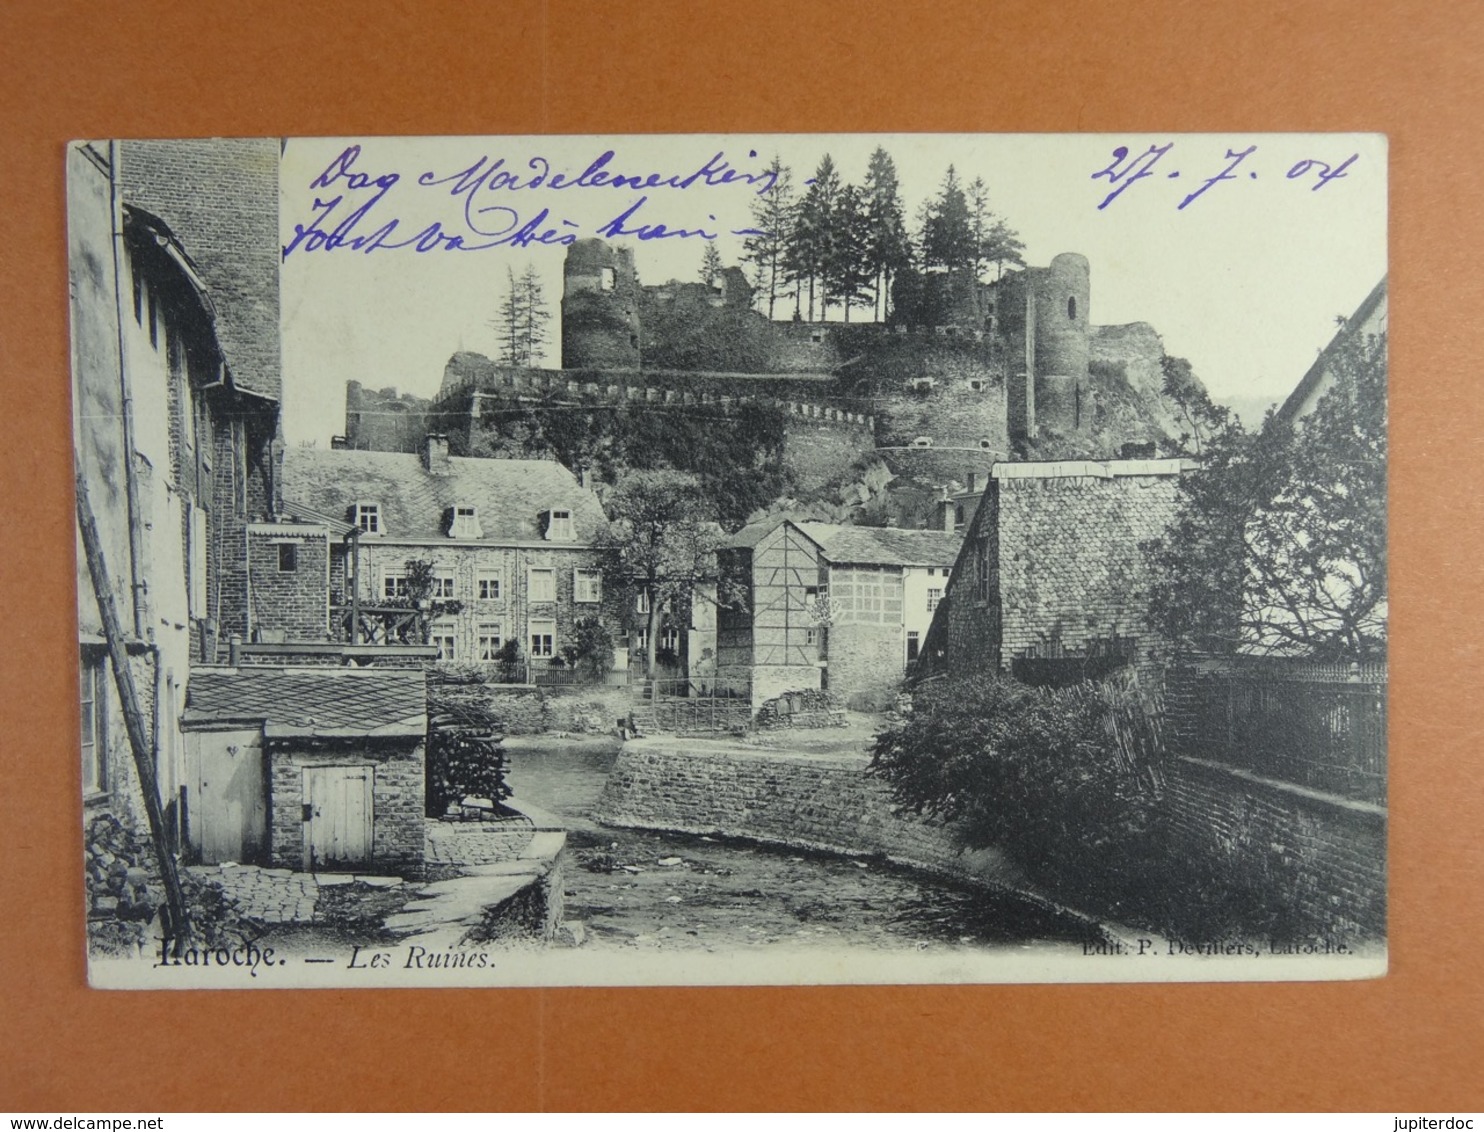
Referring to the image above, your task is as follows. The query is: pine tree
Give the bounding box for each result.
[862,147,910,321]
[492,264,551,367]
[742,155,797,320]
[824,183,874,322]
[923,165,975,271]
[699,243,723,287]
[518,265,549,365]
[493,266,525,366]
[982,218,1026,280]
[787,154,842,320]
[968,177,991,280]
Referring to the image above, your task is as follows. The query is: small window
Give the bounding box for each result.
[969,379,986,392]
[926,587,943,613]
[600,267,615,291]
[955,505,965,526]
[430,621,457,661]
[477,571,502,601]
[431,571,457,600]
[810,329,824,344]
[382,571,409,600]
[80,651,107,796]
[574,568,602,604]
[1068,296,1077,320]
[529,568,557,603]
[979,438,993,450]
[906,631,920,662]
[943,566,951,578]
[547,509,575,541]
[477,623,502,661]
[450,505,480,539]
[635,591,651,614]
[356,503,381,535]
[277,543,298,572]
[529,619,556,658]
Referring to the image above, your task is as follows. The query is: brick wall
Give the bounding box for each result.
[117,139,280,402]
[268,740,426,877]
[596,742,1020,890]
[1163,756,1386,939]
[247,530,330,639]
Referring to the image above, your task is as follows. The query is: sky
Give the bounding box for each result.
[279,134,1386,445]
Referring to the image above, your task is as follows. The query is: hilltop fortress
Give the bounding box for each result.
[342,238,1194,520]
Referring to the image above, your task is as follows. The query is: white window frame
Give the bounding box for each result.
[80,651,107,796]
[927,587,943,613]
[430,619,458,661]
[431,570,457,600]
[381,569,409,600]
[635,590,651,614]
[574,568,602,604]
[529,618,557,658]
[546,509,575,542]
[528,567,557,603]
[450,504,480,539]
[356,502,382,535]
[476,571,503,601]
[477,622,503,661]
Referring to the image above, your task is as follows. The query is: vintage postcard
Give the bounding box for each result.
[70,134,1387,988]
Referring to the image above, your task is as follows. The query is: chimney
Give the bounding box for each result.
[423,433,451,475]
[939,498,956,533]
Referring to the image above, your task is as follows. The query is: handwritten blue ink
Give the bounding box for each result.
[1178,145,1258,210]
[1091,143,1175,209]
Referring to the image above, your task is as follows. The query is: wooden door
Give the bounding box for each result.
[303,765,373,871]
[185,729,268,865]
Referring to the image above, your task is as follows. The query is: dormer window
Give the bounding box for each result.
[546,509,574,541]
[356,502,381,535]
[450,504,482,539]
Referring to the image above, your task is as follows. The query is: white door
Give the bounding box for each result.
[302,765,373,872]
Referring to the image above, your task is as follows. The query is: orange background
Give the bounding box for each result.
[2,0,1481,1112]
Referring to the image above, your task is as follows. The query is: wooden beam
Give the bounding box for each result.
[75,464,192,946]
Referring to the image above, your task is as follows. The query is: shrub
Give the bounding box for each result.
[868,670,1162,910]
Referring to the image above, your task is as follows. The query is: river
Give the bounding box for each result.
[504,735,1101,953]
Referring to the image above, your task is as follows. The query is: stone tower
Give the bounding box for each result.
[999,252,1092,439]
[560,238,641,369]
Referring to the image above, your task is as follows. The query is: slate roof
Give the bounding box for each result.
[724,519,960,567]
[119,139,281,403]
[183,668,427,739]
[281,448,608,543]
[799,522,961,567]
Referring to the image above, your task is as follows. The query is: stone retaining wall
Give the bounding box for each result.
[595,739,1018,889]
[1164,756,1387,938]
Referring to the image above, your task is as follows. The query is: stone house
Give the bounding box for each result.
[70,139,280,863]
[180,667,427,876]
[919,458,1194,685]
[279,439,628,679]
[717,520,961,710]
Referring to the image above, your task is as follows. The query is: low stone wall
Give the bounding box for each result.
[1164,756,1387,938]
[486,684,633,734]
[596,739,1018,889]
